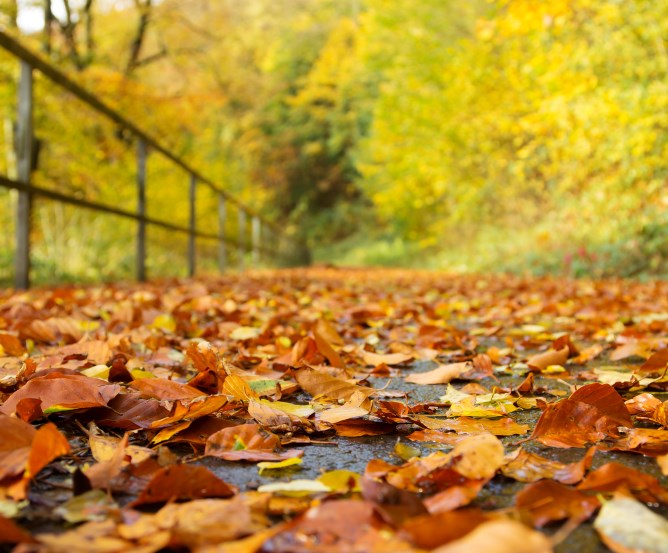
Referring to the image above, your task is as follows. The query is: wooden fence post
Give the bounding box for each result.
[14,60,33,289]
[252,216,260,266]
[188,173,196,277]
[218,195,227,271]
[136,138,147,282]
[238,208,246,270]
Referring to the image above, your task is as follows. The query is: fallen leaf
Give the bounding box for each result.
[130,378,206,400]
[262,499,414,553]
[0,372,120,419]
[257,458,303,475]
[400,509,489,549]
[501,446,595,484]
[577,462,668,504]
[257,479,330,496]
[527,347,569,371]
[405,363,472,385]
[131,464,236,506]
[594,495,668,553]
[294,367,375,407]
[640,349,668,373]
[205,423,303,462]
[431,518,553,553]
[530,383,632,447]
[417,415,529,436]
[515,479,600,527]
[361,350,413,367]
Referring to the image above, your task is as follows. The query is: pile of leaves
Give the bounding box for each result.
[1,268,668,552]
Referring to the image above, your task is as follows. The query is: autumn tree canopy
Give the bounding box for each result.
[0,0,667,282]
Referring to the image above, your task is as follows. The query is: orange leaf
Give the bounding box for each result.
[515,480,600,527]
[526,346,569,370]
[530,383,632,447]
[130,378,206,400]
[131,464,236,506]
[577,462,668,504]
[205,423,302,462]
[26,423,71,478]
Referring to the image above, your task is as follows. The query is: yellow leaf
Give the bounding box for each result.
[257,458,303,475]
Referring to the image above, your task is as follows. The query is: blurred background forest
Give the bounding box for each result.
[0,0,667,283]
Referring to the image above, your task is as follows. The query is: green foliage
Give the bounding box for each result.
[1,0,667,281]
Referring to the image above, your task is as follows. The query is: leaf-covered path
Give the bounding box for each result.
[2,268,668,552]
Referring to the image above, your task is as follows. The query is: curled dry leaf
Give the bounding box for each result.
[530,383,632,447]
[205,423,303,462]
[603,428,668,456]
[577,462,668,504]
[594,496,668,553]
[640,349,668,374]
[527,346,569,371]
[149,395,228,429]
[417,415,529,436]
[129,378,206,400]
[360,350,413,367]
[405,363,472,385]
[294,367,375,407]
[501,446,595,484]
[515,480,600,527]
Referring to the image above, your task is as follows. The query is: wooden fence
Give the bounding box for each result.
[0,31,304,289]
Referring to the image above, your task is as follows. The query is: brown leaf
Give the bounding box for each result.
[131,464,236,506]
[515,480,600,527]
[571,343,604,365]
[294,367,375,407]
[262,500,414,553]
[205,423,303,462]
[332,420,396,437]
[0,414,36,481]
[313,322,345,368]
[400,509,489,550]
[26,422,71,479]
[577,462,668,504]
[530,383,632,447]
[423,478,486,514]
[501,446,595,484]
[640,349,668,373]
[130,378,206,400]
[526,346,569,370]
[0,372,120,417]
[149,395,228,429]
[0,333,26,357]
[405,363,471,385]
[604,428,668,455]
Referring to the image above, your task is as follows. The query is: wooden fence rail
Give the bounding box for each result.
[0,31,304,289]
